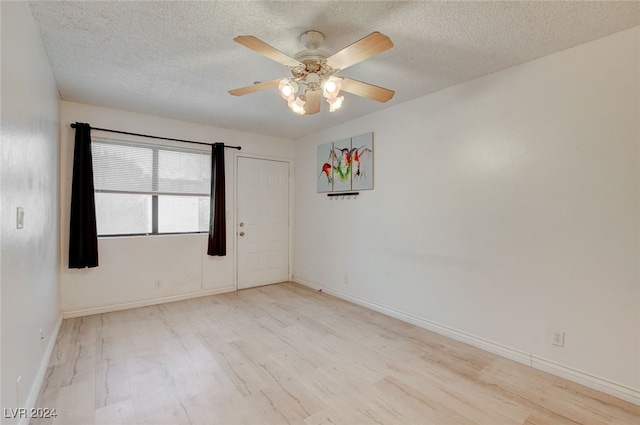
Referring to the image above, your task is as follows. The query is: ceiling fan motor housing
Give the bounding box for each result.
[292,31,335,88]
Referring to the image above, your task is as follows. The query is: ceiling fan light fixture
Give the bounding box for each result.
[327,95,344,112]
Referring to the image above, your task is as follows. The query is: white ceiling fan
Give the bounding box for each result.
[229,30,395,115]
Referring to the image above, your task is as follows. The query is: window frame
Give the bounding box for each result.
[92,137,211,238]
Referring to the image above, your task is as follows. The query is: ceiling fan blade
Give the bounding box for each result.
[325,32,393,71]
[229,79,281,96]
[304,90,321,115]
[339,77,395,103]
[234,35,303,68]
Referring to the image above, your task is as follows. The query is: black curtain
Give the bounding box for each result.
[207,143,226,256]
[69,123,99,268]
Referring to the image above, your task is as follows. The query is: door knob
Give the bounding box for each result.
[239,222,244,227]
[239,231,245,237]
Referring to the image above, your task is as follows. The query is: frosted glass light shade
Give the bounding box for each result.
[323,77,342,99]
[288,97,306,114]
[279,79,298,101]
[327,95,344,112]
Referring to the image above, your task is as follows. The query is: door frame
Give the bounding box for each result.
[233,152,293,290]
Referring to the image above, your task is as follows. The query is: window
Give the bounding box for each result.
[92,138,210,236]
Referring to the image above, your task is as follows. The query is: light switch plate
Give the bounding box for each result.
[16,207,24,229]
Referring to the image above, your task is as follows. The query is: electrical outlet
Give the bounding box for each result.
[155,280,162,289]
[552,330,565,347]
[344,274,349,285]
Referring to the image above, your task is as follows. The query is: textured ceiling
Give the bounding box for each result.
[29,1,640,140]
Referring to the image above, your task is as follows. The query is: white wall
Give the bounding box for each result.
[294,27,640,402]
[60,101,294,315]
[1,2,61,423]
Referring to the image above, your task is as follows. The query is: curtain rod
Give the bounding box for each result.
[70,123,241,150]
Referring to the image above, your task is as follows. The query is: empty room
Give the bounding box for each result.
[2,1,640,424]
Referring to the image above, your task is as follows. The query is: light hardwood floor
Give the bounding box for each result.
[32,282,639,425]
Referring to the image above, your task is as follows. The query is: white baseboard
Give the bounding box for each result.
[19,311,64,425]
[293,276,640,406]
[63,286,235,318]
[531,355,640,405]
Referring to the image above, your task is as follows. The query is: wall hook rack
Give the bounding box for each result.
[327,192,359,200]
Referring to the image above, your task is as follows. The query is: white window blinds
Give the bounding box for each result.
[91,138,211,236]
[92,139,211,196]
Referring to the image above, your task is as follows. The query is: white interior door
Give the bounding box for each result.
[237,157,289,289]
